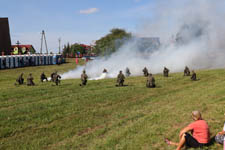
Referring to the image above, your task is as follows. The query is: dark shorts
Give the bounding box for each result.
[184,133,208,148]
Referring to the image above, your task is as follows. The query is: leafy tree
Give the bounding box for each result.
[62,43,70,57]
[71,44,86,55]
[93,28,132,56]
[62,43,87,57]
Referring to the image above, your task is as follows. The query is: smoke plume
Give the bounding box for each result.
[61,0,225,80]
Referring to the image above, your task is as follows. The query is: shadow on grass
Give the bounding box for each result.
[191,79,201,81]
[115,85,129,87]
[145,85,162,88]
[155,85,162,88]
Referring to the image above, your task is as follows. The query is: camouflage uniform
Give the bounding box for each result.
[81,70,88,86]
[27,73,35,86]
[103,69,108,73]
[16,73,24,85]
[40,72,48,82]
[117,71,125,86]
[51,71,57,82]
[184,66,191,76]
[146,74,156,88]
[191,70,197,81]
[125,67,131,77]
[52,73,61,85]
[143,67,149,77]
[163,67,169,77]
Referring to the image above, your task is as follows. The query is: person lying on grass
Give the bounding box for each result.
[215,113,225,145]
[165,111,210,150]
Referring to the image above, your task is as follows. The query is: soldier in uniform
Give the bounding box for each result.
[142,67,149,77]
[146,73,156,88]
[103,68,108,73]
[163,67,169,77]
[40,72,48,82]
[191,70,197,81]
[16,73,24,85]
[51,71,57,82]
[184,66,191,76]
[80,70,88,86]
[27,73,35,86]
[116,70,125,86]
[125,67,131,77]
[52,72,61,85]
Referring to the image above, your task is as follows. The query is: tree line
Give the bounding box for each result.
[62,28,131,57]
[92,28,131,56]
[62,43,87,57]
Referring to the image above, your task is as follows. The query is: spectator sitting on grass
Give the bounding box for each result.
[165,111,210,150]
[215,113,225,145]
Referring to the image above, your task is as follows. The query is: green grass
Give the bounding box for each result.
[0,58,224,150]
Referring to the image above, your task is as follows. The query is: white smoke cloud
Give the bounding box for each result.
[61,0,225,80]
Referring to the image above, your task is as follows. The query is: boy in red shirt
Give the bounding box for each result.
[165,111,210,150]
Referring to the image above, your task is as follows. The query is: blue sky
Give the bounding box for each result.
[0,0,155,53]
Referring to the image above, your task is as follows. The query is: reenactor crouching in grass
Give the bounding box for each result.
[50,71,57,82]
[143,67,149,77]
[27,73,35,86]
[146,73,156,88]
[80,70,88,86]
[191,70,197,81]
[40,72,48,82]
[52,72,61,86]
[184,66,191,76]
[116,70,125,87]
[163,67,169,77]
[15,73,24,85]
[103,68,108,73]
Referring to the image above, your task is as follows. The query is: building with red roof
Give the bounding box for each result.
[11,45,36,55]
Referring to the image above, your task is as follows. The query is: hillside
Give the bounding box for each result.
[0,59,224,150]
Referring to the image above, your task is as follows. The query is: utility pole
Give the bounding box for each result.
[58,38,61,54]
[40,31,43,54]
[40,30,48,54]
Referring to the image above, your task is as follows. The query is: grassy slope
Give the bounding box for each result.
[0,58,224,150]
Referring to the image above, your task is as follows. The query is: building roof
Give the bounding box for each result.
[11,45,34,49]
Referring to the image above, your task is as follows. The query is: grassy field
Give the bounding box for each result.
[0,58,224,150]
